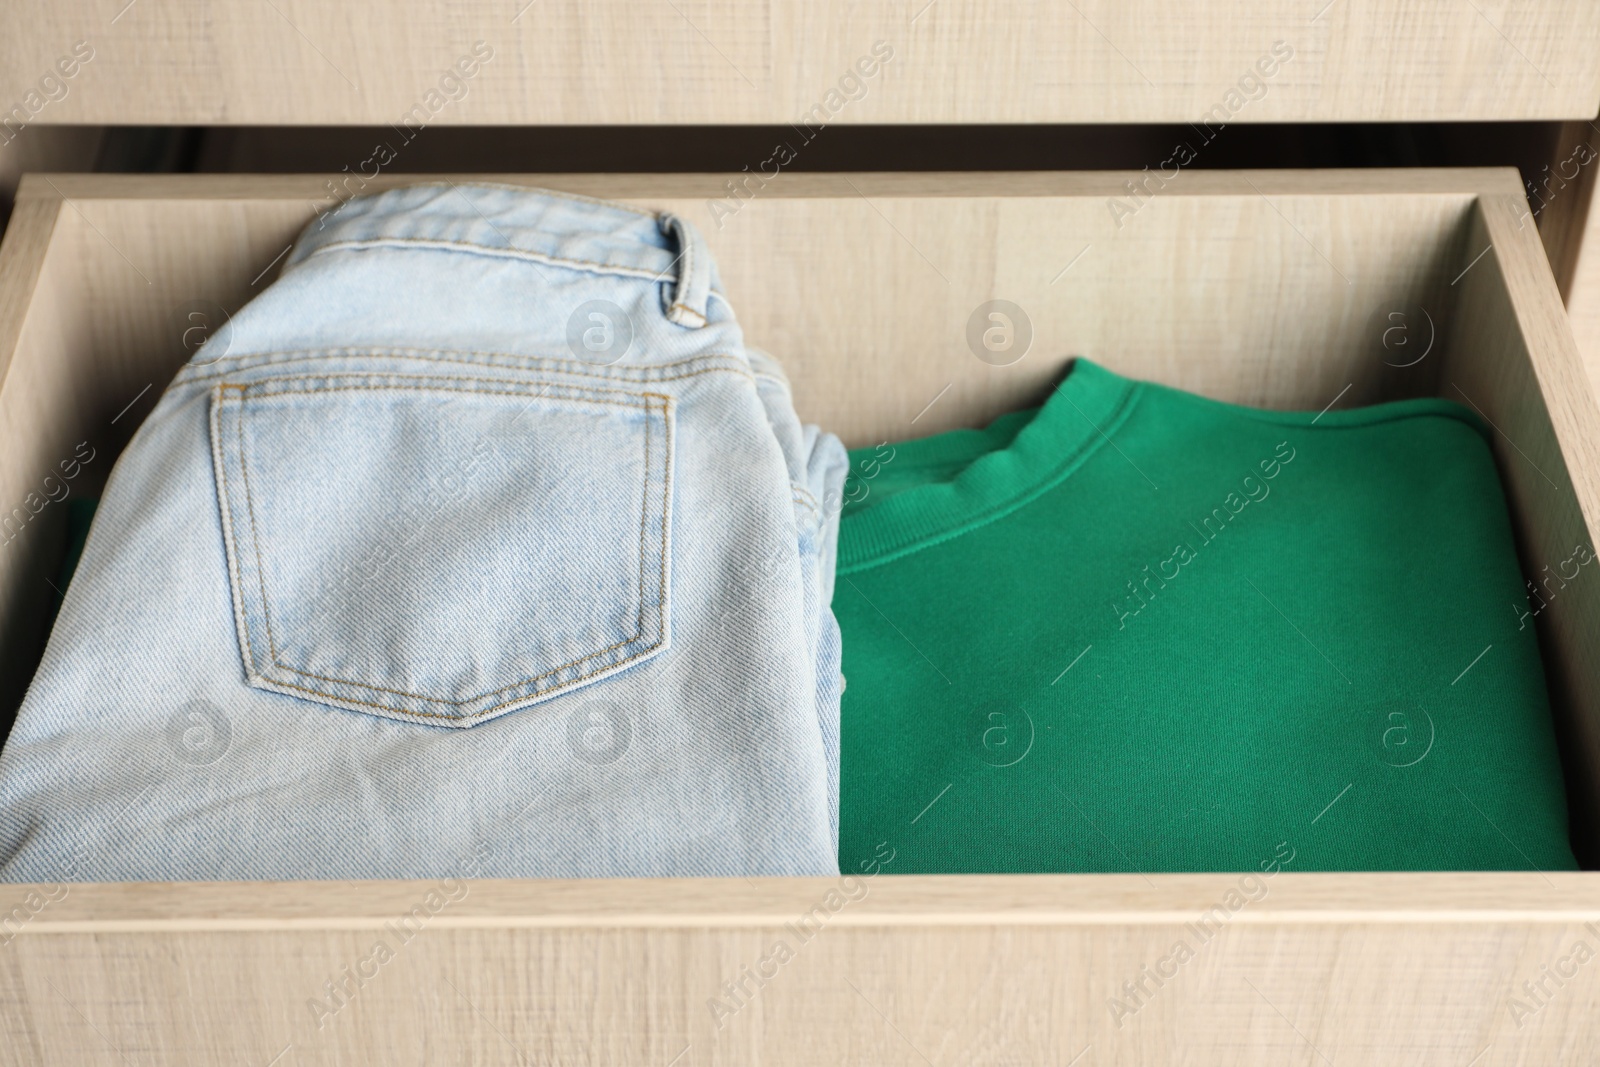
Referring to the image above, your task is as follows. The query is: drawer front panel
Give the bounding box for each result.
[1,2,1597,125]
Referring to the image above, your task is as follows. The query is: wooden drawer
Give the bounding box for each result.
[2,3,1598,126]
[1,171,1599,1064]
[1565,192,1600,393]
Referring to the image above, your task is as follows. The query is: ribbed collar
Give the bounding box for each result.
[838,358,1140,572]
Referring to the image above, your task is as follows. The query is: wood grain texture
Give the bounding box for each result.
[1,171,1599,1063]
[0,193,69,716]
[3,878,1600,1065]
[1,2,1598,125]
[11,871,1600,927]
[22,168,1535,199]
[1563,135,1600,397]
[0,127,101,233]
[4,168,1518,448]
[1528,119,1599,302]
[1447,192,1600,863]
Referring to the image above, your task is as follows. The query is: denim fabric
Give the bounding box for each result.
[0,184,845,880]
[748,349,848,841]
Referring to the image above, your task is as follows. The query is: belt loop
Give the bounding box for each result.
[658,212,711,329]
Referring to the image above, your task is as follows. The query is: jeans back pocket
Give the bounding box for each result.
[210,371,672,727]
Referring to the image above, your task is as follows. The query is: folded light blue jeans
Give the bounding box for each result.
[0,184,846,880]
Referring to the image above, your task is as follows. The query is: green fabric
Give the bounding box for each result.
[835,359,1577,873]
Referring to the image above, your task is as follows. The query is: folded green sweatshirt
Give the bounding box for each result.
[835,359,1577,873]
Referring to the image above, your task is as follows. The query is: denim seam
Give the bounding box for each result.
[232,378,663,412]
[179,349,754,388]
[668,302,708,328]
[296,237,730,295]
[240,384,658,702]
[302,236,665,277]
[680,218,694,299]
[215,379,673,720]
[211,388,259,687]
[232,429,666,717]
[363,180,660,220]
[670,215,696,317]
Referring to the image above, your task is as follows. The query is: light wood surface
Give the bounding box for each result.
[2,875,1600,1065]
[2,2,1599,125]
[0,191,71,714]
[1448,190,1600,860]
[1,171,1599,1063]
[0,127,101,231]
[1564,146,1600,397]
[1526,119,1599,302]
[15,871,1600,926]
[0,167,1532,448]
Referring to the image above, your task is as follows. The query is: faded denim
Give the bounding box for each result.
[0,183,845,881]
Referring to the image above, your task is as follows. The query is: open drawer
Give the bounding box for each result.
[1,171,1599,1064]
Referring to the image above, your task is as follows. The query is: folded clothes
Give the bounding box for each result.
[0,186,1578,882]
[0,184,846,881]
[835,358,1577,873]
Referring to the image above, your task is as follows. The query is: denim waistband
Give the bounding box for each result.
[285,182,716,328]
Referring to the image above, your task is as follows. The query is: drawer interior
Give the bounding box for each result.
[1,169,1597,864]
